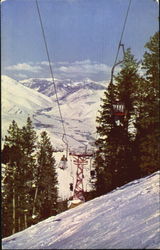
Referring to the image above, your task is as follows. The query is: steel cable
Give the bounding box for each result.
[35,0,69,155]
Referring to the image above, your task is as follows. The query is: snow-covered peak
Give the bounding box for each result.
[20,77,106,98]
[2,171,160,249]
[2,75,53,110]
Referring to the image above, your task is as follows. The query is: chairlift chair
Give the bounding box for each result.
[59,155,68,170]
[90,170,96,178]
[113,102,126,125]
[113,102,125,116]
[69,183,73,191]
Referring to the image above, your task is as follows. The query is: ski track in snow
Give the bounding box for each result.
[2,171,160,249]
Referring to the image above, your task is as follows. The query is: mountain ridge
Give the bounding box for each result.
[20,77,106,99]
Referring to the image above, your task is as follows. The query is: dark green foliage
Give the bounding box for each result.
[94,49,141,196]
[115,49,140,123]
[2,120,24,236]
[2,118,59,237]
[94,32,159,197]
[2,118,38,236]
[35,131,58,220]
[134,31,159,176]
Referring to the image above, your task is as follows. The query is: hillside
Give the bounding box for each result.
[1,75,104,200]
[2,75,53,143]
[2,171,160,249]
[2,75,106,151]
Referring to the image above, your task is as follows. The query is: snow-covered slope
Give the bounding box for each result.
[2,75,106,151]
[2,75,53,140]
[2,75,100,199]
[2,171,160,249]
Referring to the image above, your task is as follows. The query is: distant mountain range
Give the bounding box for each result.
[20,77,105,98]
[2,75,107,152]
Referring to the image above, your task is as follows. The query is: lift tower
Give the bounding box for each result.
[68,152,93,208]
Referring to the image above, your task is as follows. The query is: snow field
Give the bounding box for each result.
[2,171,160,249]
[2,75,105,151]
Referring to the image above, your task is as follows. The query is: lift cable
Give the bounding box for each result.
[113,0,132,67]
[110,0,132,120]
[35,0,68,156]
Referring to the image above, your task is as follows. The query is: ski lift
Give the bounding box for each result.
[88,154,96,179]
[69,183,73,191]
[109,44,126,126]
[59,155,68,170]
[90,170,96,178]
[113,102,125,116]
[113,102,126,125]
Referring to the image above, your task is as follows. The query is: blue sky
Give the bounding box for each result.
[1,0,159,81]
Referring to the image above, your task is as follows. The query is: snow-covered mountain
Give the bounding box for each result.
[2,75,107,151]
[20,77,105,99]
[2,75,53,140]
[2,171,160,249]
[2,75,106,200]
[2,75,106,199]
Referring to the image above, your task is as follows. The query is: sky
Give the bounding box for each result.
[1,0,159,81]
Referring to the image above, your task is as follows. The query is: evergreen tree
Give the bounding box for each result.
[18,117,38,228]
[134,32,159,176]
[94,87,116,195]
[2,118,38,237]
[35,131,58,221]
[2,119,60,237]
[2,120,23,236]
[115,49,140,125]
[94,49,141,196]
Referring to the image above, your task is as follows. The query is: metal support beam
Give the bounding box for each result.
[70,153,93,202]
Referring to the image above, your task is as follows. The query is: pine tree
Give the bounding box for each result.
[21,117,37,156]
[35,131,58,221]
[2,118,38,237]
[94,49,141,196]
[2,120,22,236]
[2,119,59,236]
[17,117,38,228]
[134,32,159,176]
[94,87,116,195]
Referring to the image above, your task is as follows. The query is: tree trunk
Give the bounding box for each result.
[24,213,27,229]
[12,187,16,234]
[32,186,38,217]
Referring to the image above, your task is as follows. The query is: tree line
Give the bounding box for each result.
[94,31,159,196]
[2,117,67,238]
